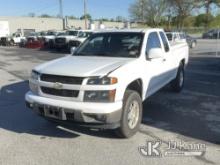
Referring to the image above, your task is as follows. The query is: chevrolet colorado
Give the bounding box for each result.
[25,29,189,138]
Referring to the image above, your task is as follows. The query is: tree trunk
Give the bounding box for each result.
[205,0,211,30]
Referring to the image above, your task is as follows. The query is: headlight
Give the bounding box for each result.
[29,70,39,94]
[29,81,38,94]
[84,90,116,102]
[31,70,39,80]
[87,77,117,85]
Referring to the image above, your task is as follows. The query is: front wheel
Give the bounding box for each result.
[171,63,185,92]
[115,90,142,138]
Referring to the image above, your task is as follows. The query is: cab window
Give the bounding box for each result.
[146,32,161,56]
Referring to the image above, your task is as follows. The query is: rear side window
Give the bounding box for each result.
[159,32,170,52]
[146,32,161,55]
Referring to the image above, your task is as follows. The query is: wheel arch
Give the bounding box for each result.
[125,79,143,100]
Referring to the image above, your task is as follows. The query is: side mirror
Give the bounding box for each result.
[147,48,164,59]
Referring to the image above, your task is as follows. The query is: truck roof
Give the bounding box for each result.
[94,28,163,33]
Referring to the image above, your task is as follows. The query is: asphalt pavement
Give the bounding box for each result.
[0,40,219,165]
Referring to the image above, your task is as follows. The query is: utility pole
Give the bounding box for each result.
[59,0,63,19]
[84,0,88,29]
[141,0,144,23]
[216,28,219,57]
[59,0,64,30]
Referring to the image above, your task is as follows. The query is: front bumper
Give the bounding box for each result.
[25,91,122,129]
[55,43,67,48]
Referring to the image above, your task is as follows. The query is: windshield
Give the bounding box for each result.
[47,31,56,36]
[29,32,37,36]
[66,30,78,36]
[38,32,46,36]
[73,32,144,58]
[57,32,65,36]
[78,31,93,38]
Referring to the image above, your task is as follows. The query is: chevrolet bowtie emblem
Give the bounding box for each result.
[53,82,63,89]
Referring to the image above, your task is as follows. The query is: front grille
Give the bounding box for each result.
[69,40,81,47]
[55,38,66,43]
[0,37,7,42]
[66,113,75,121]
[42,37,46,42]
[27,37,35,42]
[41,87,79,97]
[40,74,83,85]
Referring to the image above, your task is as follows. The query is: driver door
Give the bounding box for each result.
[144,32,167,97]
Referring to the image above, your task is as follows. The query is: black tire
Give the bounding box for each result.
[10,40,15,46]
[171,63,185,92]
[115,90,142,138]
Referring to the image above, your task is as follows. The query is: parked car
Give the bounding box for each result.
[25,29,189,138]
[166,32,196,49]
[41,31,63,48]
[165,32,186,44]
[69,30,93,53]
[9,32,26,45]
[26,32,39,42]
[37,31,47,41]
[202,29,220,39]
[54,30,79,50]
[185,35,197,48]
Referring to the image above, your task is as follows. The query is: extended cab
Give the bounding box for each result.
[25,29,189,138]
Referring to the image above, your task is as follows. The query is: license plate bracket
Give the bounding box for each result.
[44,105,62,119]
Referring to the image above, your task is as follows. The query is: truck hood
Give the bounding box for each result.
[35,56,133,77]
[44,35,55,39]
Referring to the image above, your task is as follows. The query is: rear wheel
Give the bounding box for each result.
[115,90,142,138]
[171,63,185,92]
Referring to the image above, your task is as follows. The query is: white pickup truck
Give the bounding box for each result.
[54,30,79,50]
[10,32,26,45]
[25,29,189,138]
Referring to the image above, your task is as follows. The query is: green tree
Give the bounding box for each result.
[209,14,220,27]
[183,16,196,27]
[80,14,92,20]
[168,0,199,29]
[68,15,77,19]
[115,16,125,22]
[197,0,220,29]
[195,13,214,27]
[129,0,167,27]
[40,14,52,18]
